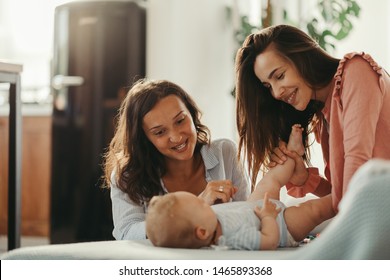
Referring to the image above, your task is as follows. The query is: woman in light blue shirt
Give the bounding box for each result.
[103,79,250,240]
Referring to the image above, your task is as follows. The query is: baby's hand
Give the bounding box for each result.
[254,192,281,220]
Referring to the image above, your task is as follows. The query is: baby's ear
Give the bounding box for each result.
[195,227,210,240]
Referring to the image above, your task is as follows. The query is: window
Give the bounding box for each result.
[0,0,73,105]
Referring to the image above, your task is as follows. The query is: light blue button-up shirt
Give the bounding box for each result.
[110,138,251,240]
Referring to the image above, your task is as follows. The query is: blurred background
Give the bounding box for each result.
[0,0,389,249]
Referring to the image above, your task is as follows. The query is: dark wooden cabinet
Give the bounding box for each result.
[0,115,51,237]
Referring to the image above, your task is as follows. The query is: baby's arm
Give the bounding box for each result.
[253,193,281,250]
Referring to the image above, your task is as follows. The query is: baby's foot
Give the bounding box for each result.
[287,124,305,156]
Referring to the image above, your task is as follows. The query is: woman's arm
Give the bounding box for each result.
[110,183,147,240]
[204,139,251,201]
[224,139,251,200]
[285,166,331,198]
[231,149,251,200]
[338,57,384,195]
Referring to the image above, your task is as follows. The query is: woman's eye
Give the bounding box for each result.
[154,130,165,136]
[177,116,186,124]
[277,72,285,80]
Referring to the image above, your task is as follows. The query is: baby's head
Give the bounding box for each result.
[146,191,217,249]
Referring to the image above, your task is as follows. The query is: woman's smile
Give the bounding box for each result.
[171,139,188,152]
[283,88,297,105]
[143,95,198,161]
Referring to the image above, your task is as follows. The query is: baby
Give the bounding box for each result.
[146,125,335,250]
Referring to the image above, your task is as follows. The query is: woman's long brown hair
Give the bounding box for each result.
[235,25,339,187]
[102,79,210,205]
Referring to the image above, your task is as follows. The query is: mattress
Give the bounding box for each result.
[2,159,390,260]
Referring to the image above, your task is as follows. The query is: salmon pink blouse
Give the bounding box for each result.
[286,52,390,211]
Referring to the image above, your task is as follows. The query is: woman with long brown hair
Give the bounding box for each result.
[103,79,250,239]
[235,24,390,212]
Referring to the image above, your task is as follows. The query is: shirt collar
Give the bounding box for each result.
[200,144,219,171]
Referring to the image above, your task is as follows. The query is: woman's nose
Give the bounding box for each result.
[271,85,284,100]
[169,133,182,143]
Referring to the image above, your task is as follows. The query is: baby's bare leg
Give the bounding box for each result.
[248,158,295,201]
[287,124,305,156]
[248,125,304,202]
[283,194,336,241]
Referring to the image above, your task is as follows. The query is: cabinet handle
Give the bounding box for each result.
[52,75,84,90]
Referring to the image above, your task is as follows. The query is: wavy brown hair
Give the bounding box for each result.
[235,24,339,187]
[103,79,210,205]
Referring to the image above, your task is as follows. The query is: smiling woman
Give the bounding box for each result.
[235,24,390,216]
[142,95,199,163]
[102,78,251,240]
[253,45,317,112]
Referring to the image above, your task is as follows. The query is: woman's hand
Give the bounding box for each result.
[269,141,309,186]
[199,180,238,205]
[268,141,288,167]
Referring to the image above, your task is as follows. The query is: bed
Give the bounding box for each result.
[2,159,390,260]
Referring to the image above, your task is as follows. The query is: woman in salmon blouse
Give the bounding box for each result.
[235,24,390,212]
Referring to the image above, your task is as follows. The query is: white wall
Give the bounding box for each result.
[146,0,237,141]
[334,0,390,70]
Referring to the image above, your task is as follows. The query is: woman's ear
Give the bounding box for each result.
[195,226,210,240]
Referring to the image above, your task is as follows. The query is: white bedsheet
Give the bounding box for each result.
[2,159,390,260]
[1,239,302,260]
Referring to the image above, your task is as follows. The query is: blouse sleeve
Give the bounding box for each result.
[336,56,384,197]
[285,166,333,197]
[228,141,251,201]
[209,139,251,201]
[110,179,147,240]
